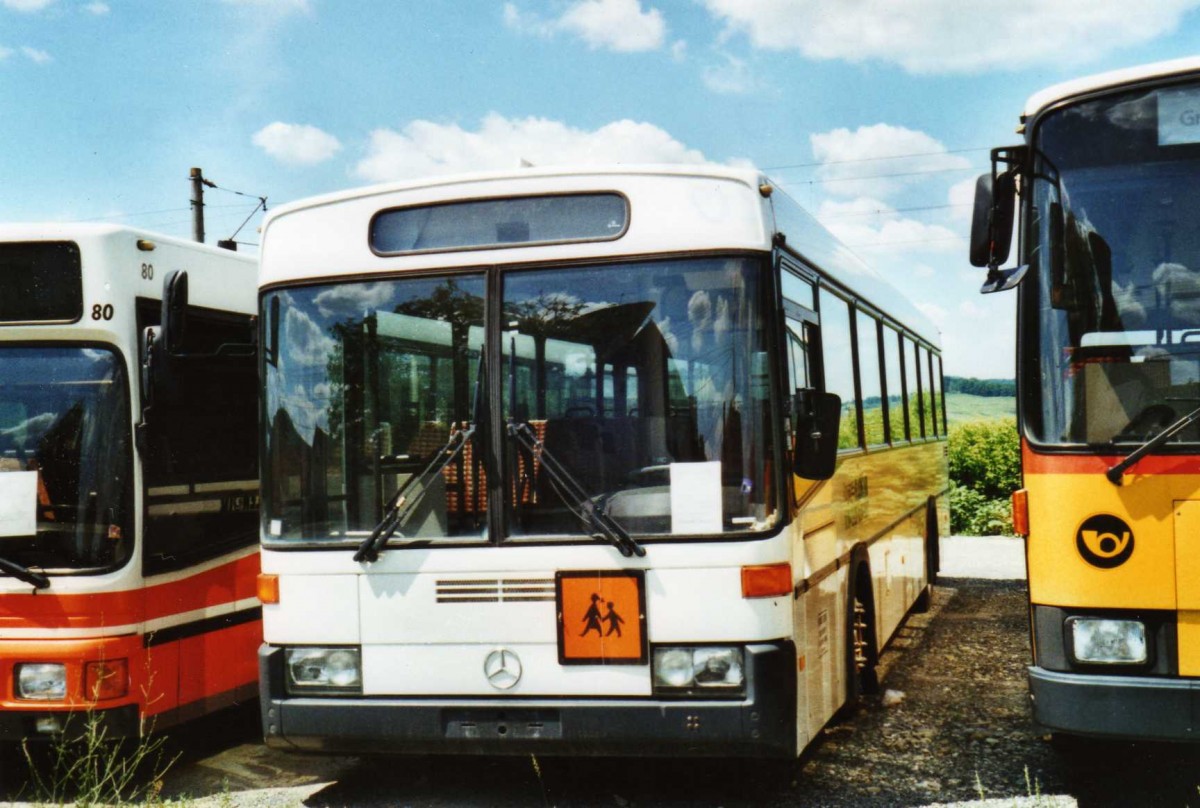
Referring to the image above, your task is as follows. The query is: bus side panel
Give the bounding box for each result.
[143,549,261,719]
[829,443,945,648]
[177,619,260,713]
[143,641,180,719]
[800,565,850,743]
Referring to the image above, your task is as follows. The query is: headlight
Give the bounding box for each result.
[1068,617,1147,665]
[652,646,744,694]
[285,647,362,694]
[16,663,66,701]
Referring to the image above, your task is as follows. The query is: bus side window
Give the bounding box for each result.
[817,290,859,450]
[936,354,948,435]
[857,311,885,446]
[881,325,905,442]
[923,347,939,438]
[903,336,923,440]
[139,305,258,574]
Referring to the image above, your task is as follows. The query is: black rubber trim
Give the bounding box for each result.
[144,605,262,647]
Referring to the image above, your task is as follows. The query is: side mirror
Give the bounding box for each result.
[792,388,841,481]
[969,172,1015,269]
[161,270,189,355]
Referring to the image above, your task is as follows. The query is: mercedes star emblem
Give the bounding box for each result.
[483,648,523,690]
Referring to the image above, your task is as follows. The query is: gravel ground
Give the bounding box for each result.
[9,578,1200,806]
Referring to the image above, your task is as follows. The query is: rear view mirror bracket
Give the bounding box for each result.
[970,146,1028,293]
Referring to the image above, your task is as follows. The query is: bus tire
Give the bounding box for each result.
[838,549,880,719]
[913,496,939,613]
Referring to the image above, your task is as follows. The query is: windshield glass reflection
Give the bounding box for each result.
[1028,80,1200,446]
[263,256,778,545]
[0,347,131,571]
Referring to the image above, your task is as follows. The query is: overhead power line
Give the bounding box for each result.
[763,146,990,171]
[818,202,973,219]
[786,165,983,183]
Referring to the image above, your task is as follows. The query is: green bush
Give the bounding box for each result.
[948,418,1019,536]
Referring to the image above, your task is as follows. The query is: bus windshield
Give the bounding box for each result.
[262,256,777,546]
[1026,78,1200,447]
[0,346,132,572]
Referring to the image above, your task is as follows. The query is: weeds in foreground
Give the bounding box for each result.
[973,765,1057,807]
[19,710,177,806]
[530,753,552,808]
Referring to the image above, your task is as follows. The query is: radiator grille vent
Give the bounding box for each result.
[436,578,555,603]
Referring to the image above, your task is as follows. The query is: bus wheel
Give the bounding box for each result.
[839,560,879,718]
[914,496,939,613]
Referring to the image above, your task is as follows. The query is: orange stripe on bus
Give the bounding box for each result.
[0,553,260,631]
[1023,443,1200,475]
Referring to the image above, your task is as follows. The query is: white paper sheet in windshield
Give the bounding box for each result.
[0,471,37,538]
[1158,87,1200,146]
[669,461,722,535]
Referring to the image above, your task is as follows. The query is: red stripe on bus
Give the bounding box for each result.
[143,552,260,620]
[1023,443,1200,475]
[0,552,259,631]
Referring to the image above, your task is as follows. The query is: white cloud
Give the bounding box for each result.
[959,299,985,318]
[816,196,963,254]
[504,0,666,52]
[284,307,335,367]
[810,123,972,198]
[252,122,342,166]
[314,283,394,319]
[702,0,1200,74]
[20,46,49,64]
[702,53,759,95]
[355,113,712,182]
[84,2,109,14]
[948,176,979,222]
[0,46,12,60]
[670,40,687,61]
[915,302,948,329]
[1,0,55,11]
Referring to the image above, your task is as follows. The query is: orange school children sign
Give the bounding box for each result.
[556,570,647,665]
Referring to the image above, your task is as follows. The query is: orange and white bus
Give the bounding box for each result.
[0,224,260,739]
[256,165,948,758]
[971,57,1200,739]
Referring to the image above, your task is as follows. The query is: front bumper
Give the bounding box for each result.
[260,642,796,758]
[0,704,140,742]
[1029,666,1200,741]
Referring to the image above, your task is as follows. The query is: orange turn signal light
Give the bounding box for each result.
[741,562,792,598]
[1012,489,1029,537]
[85,658,128,701]
[257,573,280,604]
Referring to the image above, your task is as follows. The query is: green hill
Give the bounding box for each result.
[946,392,1015,426]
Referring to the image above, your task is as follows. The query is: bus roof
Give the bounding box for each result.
[261,164,940,347]
[1024,56,1200,121]
[0,222,257,316]
[0,222,252,261]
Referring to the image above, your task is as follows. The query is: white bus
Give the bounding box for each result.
[0,225,260,739]
[256,166,949,758]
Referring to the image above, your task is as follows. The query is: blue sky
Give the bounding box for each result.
[3,0,1200,378]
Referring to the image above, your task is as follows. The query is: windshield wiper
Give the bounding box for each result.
[0,555,50,589]
[353,423,475,562]
[508,422,645,558]
[355,354,488,563]
[1106,404,1200,485]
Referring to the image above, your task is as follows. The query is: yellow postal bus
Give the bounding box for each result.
[971,57,1200,739]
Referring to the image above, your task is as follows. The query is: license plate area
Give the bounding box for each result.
[442,708,562,740]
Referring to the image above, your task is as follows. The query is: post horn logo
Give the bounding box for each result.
[1076,515,1135,569]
